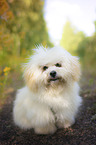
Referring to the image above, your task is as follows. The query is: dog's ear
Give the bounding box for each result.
[23,65,38,93]
[71,56,81,82]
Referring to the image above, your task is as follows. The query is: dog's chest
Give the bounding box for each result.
[43,94,69,109]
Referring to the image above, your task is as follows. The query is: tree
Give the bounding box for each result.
[60,21,85,54]
[77,21,96,67]
[0,0,14,59]
[77,35,96,66]
[7,0,53,55]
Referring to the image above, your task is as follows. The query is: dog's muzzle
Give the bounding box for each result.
[49,71,60,82]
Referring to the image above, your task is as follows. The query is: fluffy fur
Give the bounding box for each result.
[13,46,82,134]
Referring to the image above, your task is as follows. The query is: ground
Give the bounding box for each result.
[0,71,96,145]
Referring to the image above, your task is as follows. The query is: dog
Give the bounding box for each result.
[13,46,82,134]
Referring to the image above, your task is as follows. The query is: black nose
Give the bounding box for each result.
[50,71,56,78]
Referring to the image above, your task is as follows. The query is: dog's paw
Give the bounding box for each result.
[34,124,57,134]
[57,119,75,129]
[64,119,75,128]
[56,121,64,128]
[64,122,72,128]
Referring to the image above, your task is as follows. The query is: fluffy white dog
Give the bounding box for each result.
[13,46,82,134]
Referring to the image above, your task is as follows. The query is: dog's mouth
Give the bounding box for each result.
[48,77,61,82]
[46,77,66,87]
[50,78,60,81]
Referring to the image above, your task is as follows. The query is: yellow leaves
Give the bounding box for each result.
[0,24,14,51]
[24,0,31,7]
[19,32,25,39]
[0,0,9,15]
[0,66,11,83]
[0,66,11,100]
[0,0,13,21]
[1,11,13,21]
[2,34,10,40]
[3,67,11,73]
[3,67,11,76]
[0,46,3,50]
[42,40,47,47]
[4,72,8,76]
[6,10,13,20]
[4,38,13,45]
[29,12,39,21]
[0,69,2,75]
[0,82,3,86]
[40,1,44,7]
[8,0,14,4]
[0,66,11,80]
[0,31,3,36]
[24,0,44,8]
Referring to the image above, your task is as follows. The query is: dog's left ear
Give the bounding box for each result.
[71,56,81,82]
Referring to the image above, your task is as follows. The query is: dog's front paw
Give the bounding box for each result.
[34,124,57,134]
[64,119,75,128]
[64,122,72,128]
[56,121,64,128]
[57,119,75,129]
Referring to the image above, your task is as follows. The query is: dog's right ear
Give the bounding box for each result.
[23,64,38,93]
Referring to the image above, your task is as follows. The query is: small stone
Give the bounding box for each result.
[91,114,96,121]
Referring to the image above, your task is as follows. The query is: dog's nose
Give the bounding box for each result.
[50,71,56,78]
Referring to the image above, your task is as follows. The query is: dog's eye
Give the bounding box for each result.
[43,66,48,71]
[55,63,61,67]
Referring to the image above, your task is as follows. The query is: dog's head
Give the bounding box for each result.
[23,46,81,93]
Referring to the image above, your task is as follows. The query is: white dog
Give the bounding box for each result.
[13,46,82,134]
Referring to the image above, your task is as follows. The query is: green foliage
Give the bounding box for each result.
[60,21,85,54]
[60,20,96,70]
[77,37,89,59]
[89,79,94,86]
[77,34,96,67]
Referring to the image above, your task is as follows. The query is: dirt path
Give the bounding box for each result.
[0,89,96,145]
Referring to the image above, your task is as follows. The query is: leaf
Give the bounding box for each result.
[89,79,94,86]
[6,11,14,20]
[0,0,9,15]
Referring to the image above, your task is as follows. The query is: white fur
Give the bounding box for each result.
[13,46,82,134]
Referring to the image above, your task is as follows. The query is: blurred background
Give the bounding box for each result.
[0,0,96,106]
